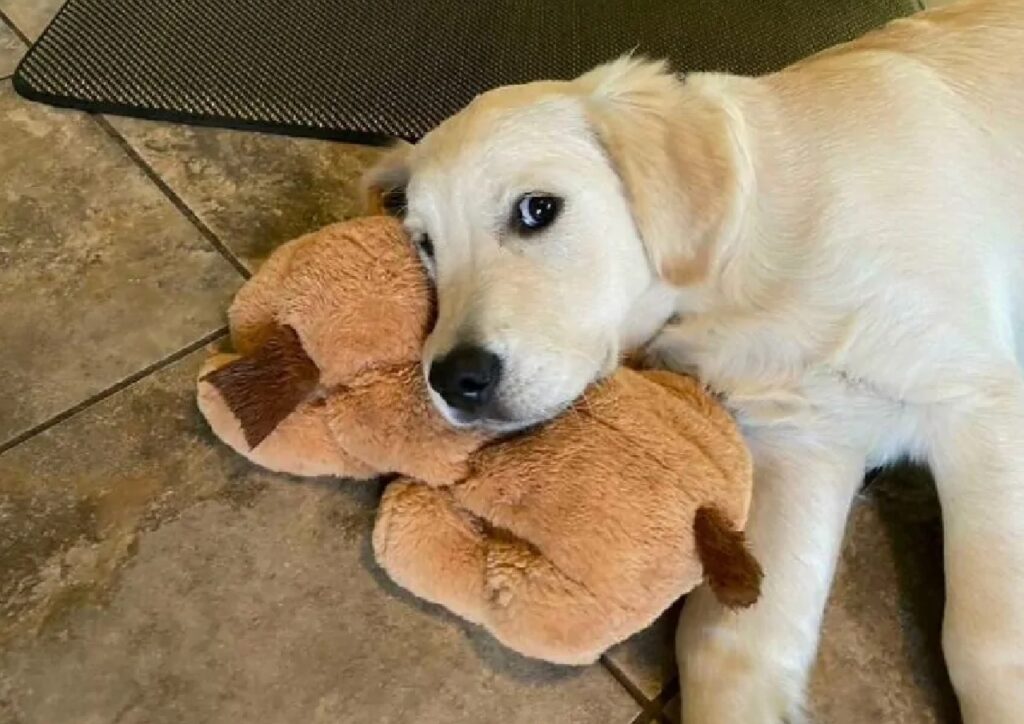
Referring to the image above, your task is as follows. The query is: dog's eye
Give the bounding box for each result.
[380,187,407,217]
[514,194,562,234]
[416,234,434,259]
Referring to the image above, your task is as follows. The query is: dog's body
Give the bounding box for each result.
[365,1,1024,720]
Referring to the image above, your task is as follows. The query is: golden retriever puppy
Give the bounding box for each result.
[364,1,1024,721]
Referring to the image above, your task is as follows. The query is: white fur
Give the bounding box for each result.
[365,1,1024,720]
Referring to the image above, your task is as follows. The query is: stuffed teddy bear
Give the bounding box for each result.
[197,216,761,665]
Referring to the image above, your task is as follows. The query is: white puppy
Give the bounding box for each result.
[364,1,1024,721]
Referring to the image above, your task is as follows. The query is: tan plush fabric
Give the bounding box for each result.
[197,217,485,484]
[197,216,756,664]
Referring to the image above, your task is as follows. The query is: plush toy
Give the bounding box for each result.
[197,216,761,665]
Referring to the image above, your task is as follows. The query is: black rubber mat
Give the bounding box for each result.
[14,0,920,144]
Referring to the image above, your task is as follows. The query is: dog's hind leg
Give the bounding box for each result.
[927,367,1024,724]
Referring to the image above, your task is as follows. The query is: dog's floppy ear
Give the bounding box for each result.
[362,140,414,216]
[575,55,681,111]
[202,325,320,449]
[576,56,739,287]
[693,505,763,608]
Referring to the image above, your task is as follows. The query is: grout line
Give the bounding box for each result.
[0,327,227,456]
[627,710,656,724]
[0,8,31,46]
[648,677,680,723]
[598,659,655,716]
[619,672,680,724]
[91,114,252,280]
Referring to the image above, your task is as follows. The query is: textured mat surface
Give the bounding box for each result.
[14,0,920,143]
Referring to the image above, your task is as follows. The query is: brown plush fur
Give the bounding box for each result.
[197,216,757,665]
[203,325,320,448]
[694,506,764,609]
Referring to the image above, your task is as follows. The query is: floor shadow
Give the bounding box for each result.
[865,463,962,724]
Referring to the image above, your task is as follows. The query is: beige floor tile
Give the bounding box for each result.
[0,83,241,444]
[0,0,63,40]
[0,20,25,76]
[107,117,384,270]
[9,0,380,274]
[0,351,641,724]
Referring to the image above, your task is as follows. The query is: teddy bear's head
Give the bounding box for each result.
[199,217,488,483]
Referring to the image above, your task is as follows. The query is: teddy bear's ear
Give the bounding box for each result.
[693,506,763,608]
[202,325,320,449]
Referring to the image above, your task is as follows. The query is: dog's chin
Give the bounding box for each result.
[427,389,570,436]
[454,415,544,436]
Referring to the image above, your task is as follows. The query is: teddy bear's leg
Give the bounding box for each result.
[373,480,490,624]
[198,354,377,479]
[473,538,624,665]
[374,481,625,665]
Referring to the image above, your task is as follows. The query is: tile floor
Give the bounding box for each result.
[0,1,959,722]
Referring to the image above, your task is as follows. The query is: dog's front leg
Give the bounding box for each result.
[928,372,1024,724]
[677,429,865,724]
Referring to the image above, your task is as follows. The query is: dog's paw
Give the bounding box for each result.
[679,683,809,724]
[638,339,700,377]
[678,630,810,724]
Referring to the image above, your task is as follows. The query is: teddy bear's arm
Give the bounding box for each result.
[372,480,489,624]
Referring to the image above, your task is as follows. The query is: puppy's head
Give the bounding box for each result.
[364,57,739,431]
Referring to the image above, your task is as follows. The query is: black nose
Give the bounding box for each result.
[428,345,502,414]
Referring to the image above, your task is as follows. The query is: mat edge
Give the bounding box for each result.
[11,0,922,145]
[12,68,410,145]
